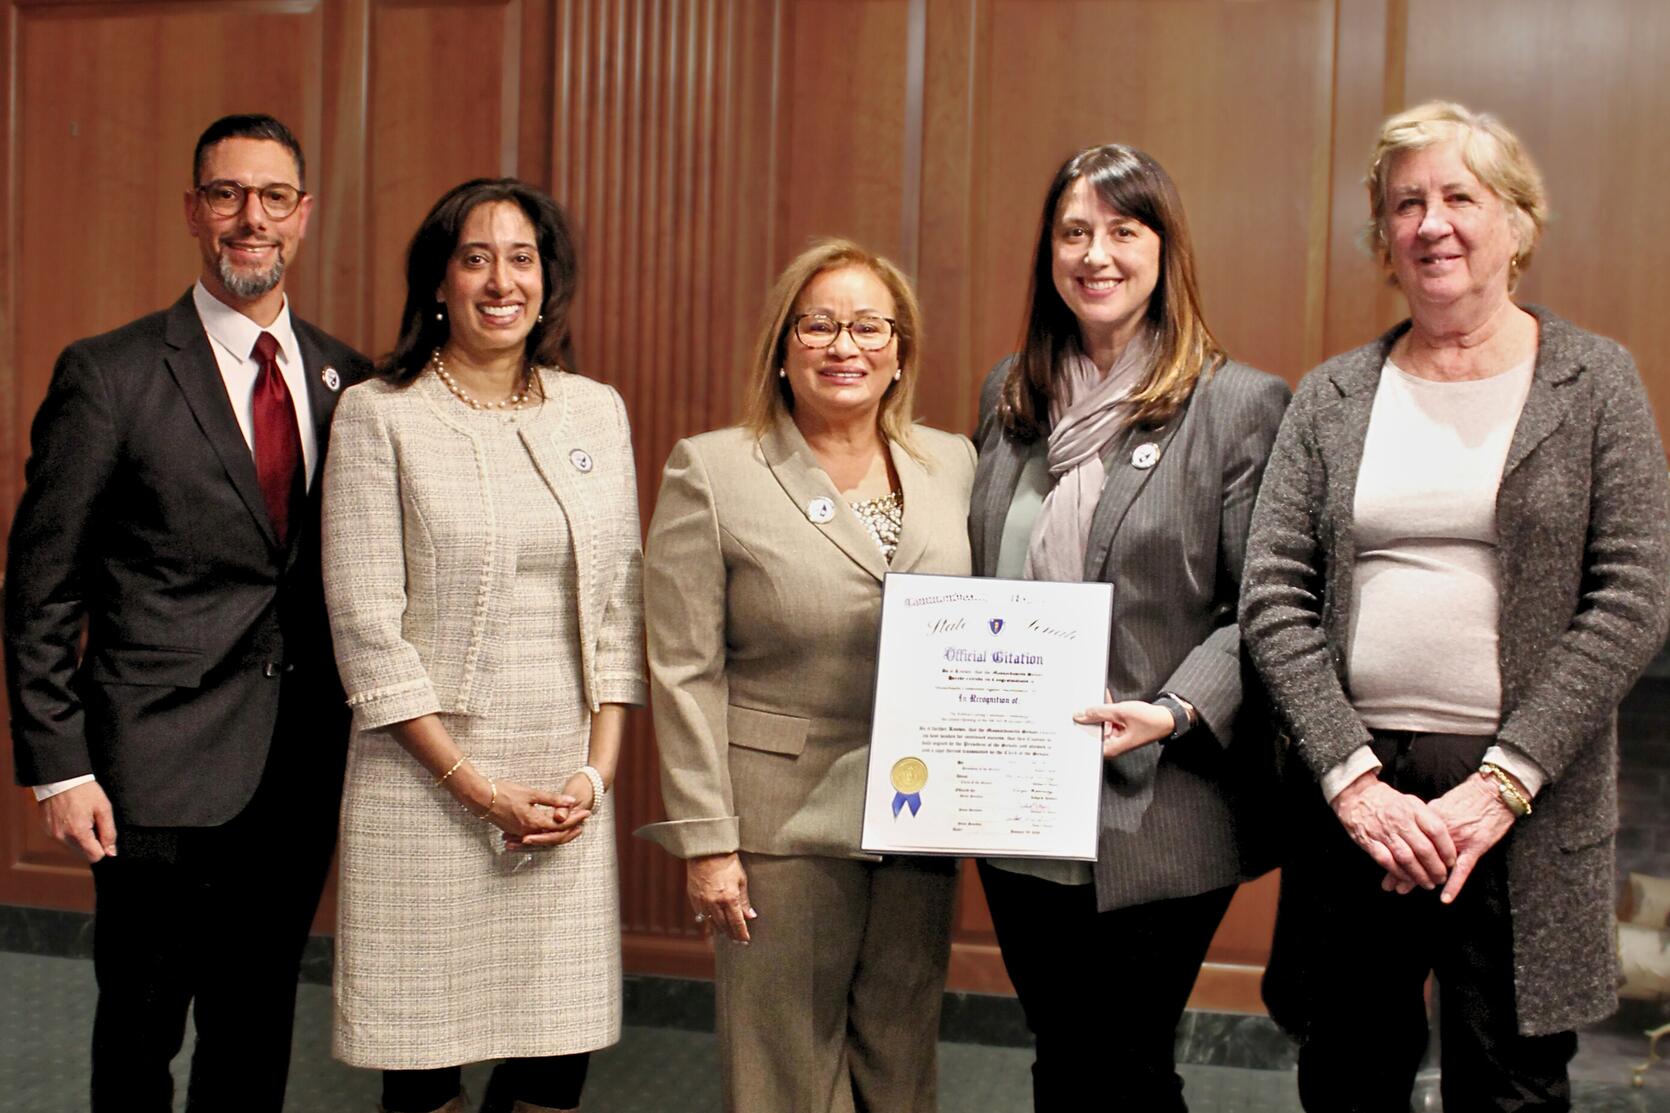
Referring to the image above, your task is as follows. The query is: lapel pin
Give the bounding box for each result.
[321,366,341,392]
[806,496,835,524]
[569,448,593,473]
[1131,442,1161,470]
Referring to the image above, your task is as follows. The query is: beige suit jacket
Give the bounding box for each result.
[638,413,976,860]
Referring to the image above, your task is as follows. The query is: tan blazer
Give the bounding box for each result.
[638,413,976,860]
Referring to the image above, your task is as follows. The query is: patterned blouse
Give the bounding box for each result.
[850,489,904,564]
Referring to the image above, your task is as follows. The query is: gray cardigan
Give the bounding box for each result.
[1240,306,1670,1036]
[971,357,1291,911]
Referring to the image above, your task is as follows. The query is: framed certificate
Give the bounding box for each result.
[859,572,1112,859]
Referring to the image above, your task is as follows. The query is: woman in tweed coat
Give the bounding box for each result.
[322,180,645,1113]
[1241,103,1670,1112]
[968,144,1289,1112]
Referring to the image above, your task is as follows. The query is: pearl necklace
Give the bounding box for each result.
[430,351,532,410]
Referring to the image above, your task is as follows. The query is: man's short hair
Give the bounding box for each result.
[192,114,306,189]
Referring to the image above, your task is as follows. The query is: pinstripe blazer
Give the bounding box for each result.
[970,357,1290,910]
[638,413,976,860]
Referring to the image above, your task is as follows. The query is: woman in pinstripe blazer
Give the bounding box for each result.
[968,145,1290,1112]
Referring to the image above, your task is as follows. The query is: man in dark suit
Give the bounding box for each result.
[5,114,369,1111]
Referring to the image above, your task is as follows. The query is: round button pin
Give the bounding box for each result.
[569,448,593,473]
[322,366,341,392]
[806,496,835,523]
[1131,442,1161,470]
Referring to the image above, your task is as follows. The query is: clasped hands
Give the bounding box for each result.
[40,767,600,861]
[470,769,599,853]
[1331,769,1520,903]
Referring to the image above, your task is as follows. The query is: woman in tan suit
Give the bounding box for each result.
[323,179,645,1113]
[639,239,975,1112]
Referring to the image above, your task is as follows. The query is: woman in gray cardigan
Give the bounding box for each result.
[1241,101,1670,1112]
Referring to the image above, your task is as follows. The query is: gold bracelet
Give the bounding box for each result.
[434,755,467,787]
[1479,762,1532,818]
[470,778,498,821]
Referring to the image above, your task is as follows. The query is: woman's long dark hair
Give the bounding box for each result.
[380,178,580,384]
[1001,145,1223,442]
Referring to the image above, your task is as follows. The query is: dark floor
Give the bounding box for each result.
[2,952,1666,1112]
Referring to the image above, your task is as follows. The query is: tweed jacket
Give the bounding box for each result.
[637,414,976,860]
[322,369,647,731]
[1240,306,1670,1036]
[971,357,1291,910]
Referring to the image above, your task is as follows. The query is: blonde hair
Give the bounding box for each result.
[741,239,924,459]
[1366,101,1548,287]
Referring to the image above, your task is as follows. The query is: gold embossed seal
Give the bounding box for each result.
[890,756,928,795]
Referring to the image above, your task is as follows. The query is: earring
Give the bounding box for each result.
[778,368,787,379]
[435,308,444,321]
[893,369,902,382]
[537,313,544,324]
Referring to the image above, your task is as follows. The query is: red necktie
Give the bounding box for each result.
[251,331,303,545]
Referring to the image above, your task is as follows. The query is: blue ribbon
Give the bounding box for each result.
[892,791,921,818]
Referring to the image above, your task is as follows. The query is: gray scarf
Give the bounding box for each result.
[1023,333,1153,582]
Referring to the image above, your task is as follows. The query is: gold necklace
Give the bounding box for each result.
[430,351,532,410]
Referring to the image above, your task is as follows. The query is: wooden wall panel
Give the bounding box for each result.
[774,0,912,262]
[951,0,1337,395]
[364,0,523,349]
[915,0,979,434]
[1320,0,1401,359]
[1395,0,1670,452]
[314,0,372,347]
[551,0,784,977]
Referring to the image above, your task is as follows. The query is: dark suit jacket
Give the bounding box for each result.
[970,357,1290,911]
[1241,306,1670,1036]
[5,289,371,828]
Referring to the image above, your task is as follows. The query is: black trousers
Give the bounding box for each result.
[978,860,1236,1113]
[383,1054,591,1112]
[1286,732,1577,1113]
[88,701,343,1113]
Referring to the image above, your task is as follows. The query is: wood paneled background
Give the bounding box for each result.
[3,0,1667,1013]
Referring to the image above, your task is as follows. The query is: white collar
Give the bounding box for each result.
[192,280,300,364]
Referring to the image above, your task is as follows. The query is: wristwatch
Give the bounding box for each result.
[1153,692,1193,741]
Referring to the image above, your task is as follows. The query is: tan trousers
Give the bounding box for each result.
[714,853,958,1113]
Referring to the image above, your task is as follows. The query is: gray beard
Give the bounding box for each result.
[217,253,284,299]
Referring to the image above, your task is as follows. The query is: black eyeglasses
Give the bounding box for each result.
[195,179,307,219]
[792,313,897,351]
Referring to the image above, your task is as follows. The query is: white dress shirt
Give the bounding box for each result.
[32,283,317,802]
